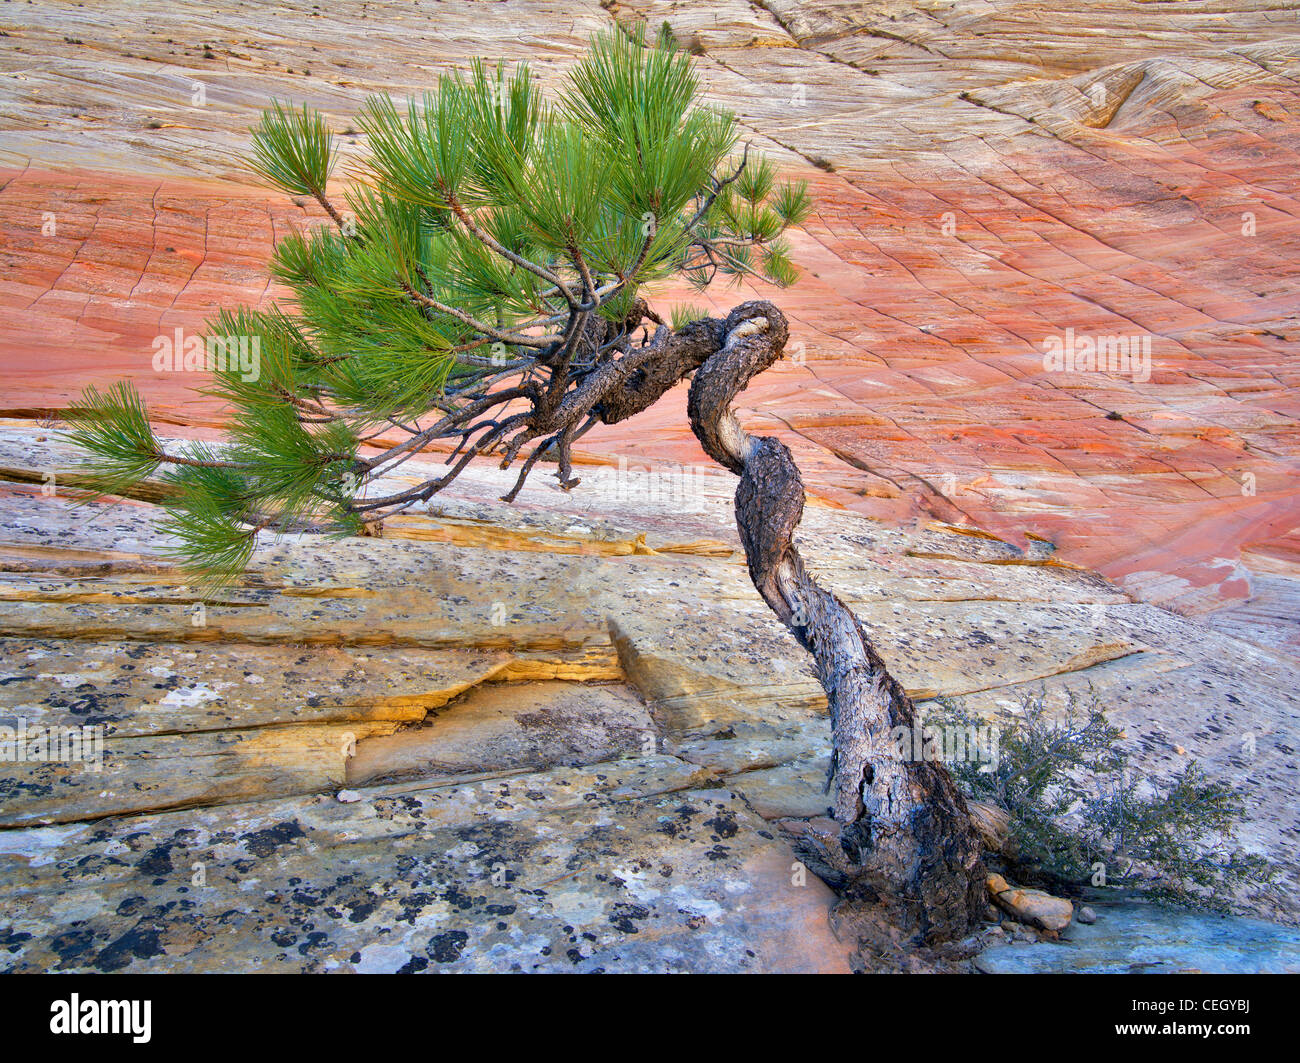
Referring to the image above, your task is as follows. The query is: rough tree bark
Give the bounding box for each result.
[680,301,986,942]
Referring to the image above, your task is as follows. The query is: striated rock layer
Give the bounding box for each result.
[0,426,1296,971]
[2,1,1298,653]
[0,1,1298,968]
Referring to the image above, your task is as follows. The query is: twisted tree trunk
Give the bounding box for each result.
[508,298,984,939]
[683,301,986,942]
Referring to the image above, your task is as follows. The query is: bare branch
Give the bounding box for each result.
[683,144,748,236]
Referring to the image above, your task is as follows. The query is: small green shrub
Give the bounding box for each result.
[926,687,1274,911]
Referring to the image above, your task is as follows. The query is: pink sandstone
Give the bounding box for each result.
[1,0,1297,652]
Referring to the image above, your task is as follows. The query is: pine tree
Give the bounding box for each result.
[68,26,983,939]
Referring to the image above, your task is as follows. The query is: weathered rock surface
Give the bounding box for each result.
[987,872,1073,932]
[0,424,1296,970]
[1,0,1298,970]
[1,757,853,973]
[2,0,1298,656]
[346,681,655,787]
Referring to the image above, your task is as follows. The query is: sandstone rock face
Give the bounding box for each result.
[0,426,1296,970]
[0,1,1298,969]
[2,0,1298,655]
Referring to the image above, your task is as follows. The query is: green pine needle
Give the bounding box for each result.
[670,303,710,330]
[249,100,337,198]
[772,179,812,226]
[65,381,162,498]
[69,31,813,589]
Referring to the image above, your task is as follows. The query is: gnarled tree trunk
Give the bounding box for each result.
[447,296,986,940]
[680,301,986,942]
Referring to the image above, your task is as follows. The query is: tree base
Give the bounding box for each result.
[786,813,987,946]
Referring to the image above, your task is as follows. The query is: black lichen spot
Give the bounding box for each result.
[397,892,433,925]
[440,887,476,912]
[240,820,306,858]
[608,903,649,934]
[51,927,97,969]
[346,900,376,924]
[136,844,175,877]
[704,811,739,839]
[297,931,329,955]
[94,922,164,972]
[115,896,147,917]
[427,930,469,963]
